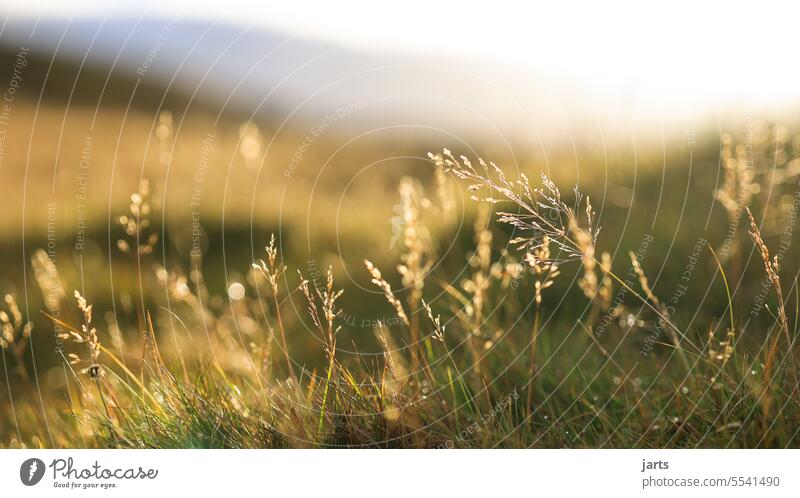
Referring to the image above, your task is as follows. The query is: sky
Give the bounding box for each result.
[3,0,800,126]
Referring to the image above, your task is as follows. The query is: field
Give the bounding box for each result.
[2,47,800,448]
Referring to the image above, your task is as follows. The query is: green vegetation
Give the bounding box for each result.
[3,113,800,447]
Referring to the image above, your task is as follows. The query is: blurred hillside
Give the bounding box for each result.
[2,32,799,378]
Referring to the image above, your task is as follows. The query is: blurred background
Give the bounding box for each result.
[2,0,800,392]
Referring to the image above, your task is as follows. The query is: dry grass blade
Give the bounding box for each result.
[746,207,798,397]
[253,234,297,382]
[364,260,409,326]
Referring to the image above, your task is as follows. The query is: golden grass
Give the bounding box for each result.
[2,125,800,448]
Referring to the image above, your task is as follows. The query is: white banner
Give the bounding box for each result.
[1,450,797,497]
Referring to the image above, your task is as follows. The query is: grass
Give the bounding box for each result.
[2,124,800,448]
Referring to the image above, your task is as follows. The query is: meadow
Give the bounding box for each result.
[2,47,800,448]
